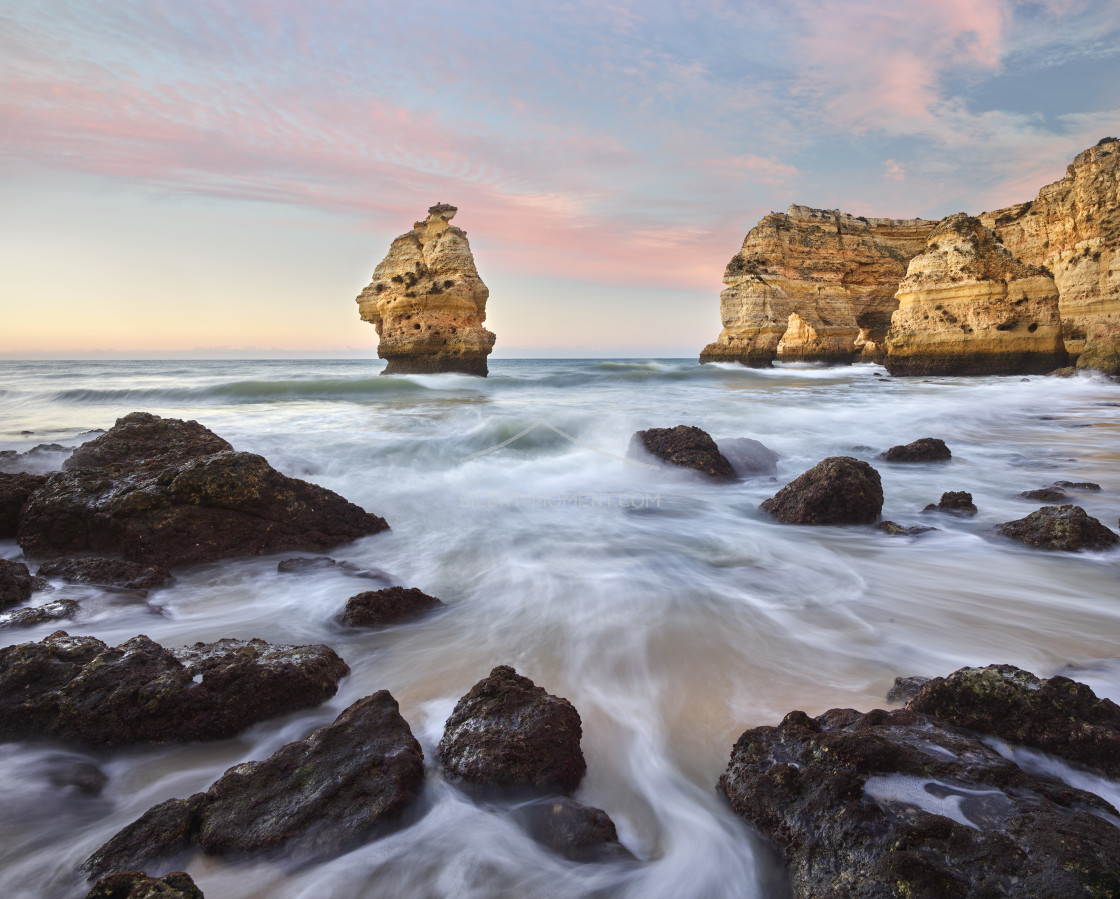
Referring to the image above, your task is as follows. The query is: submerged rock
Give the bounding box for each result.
[85,871,204,899]
[17,412,388,567]
[877,521,937,537]
[339,586,445,628]
[438,665,586,795]
[761,457,882,525]
[997,504,1119,551]
[880,437,951,462]
[0,631,349,746]
[0,598,80,628]
[355,203,496,376]
[627,426,735,480]
[0,444,73,476]
[718,705,1120,899]
[36,558,171,590]
[0,472,48,538]
[512,797,634,863]
[922,491,977,516]
[714,437,780,477]
[277,555,391,581]
[0,559,33,609]
[1019,486,1068,503]
[84,691,423,878]
[1054,479,1102,490]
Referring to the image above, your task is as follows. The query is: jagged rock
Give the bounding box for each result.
[885,214,1067,375]
[0,558,33,609]
[37,558,171,590]
[760,457,882,525]
[886,675,930,703]
[511,797,634,863]
[438,665,586,795]
[17,412,388,566]
[922,491,977,516]
[700,206,934,366]
[627,426,734,480]
[84,692,423,877]
[1077,321,1120,375]
[1020,486,1068,502]
[355,203,496,375]
[0,599,80,628]
[907,664,1120,778]
[339,586,445,628]
[718,705,1120,899]
[0,472,48,538]
[881,437,951,462]
[877,521,937,537]
[981,138,1120,358]
[997,504,1119,551]
[0,631,349,747]
[85,871,204,899]
[714,437,779,477]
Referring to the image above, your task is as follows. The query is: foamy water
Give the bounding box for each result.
[1,358,1119,898]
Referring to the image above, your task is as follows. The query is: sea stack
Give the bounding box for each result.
[356,204,496,376]
[884,214,1067,376]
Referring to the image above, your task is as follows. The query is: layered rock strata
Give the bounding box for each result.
[356,203,496,375]
[700,206,935,366]
[884,214,1067,375]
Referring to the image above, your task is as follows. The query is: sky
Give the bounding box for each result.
[1,0,1118,358]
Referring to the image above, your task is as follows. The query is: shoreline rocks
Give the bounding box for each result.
[761,457,883,525]
[36,558,171,590]
[880,437,951,462]
[339,586,445,628]
[85,871,204,899]
[922,491,977,516]
[997,504,1119,551]
[627,426,735,480]
[0,559,33,609]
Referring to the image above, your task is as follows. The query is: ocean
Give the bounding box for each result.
[1,357,1119,898]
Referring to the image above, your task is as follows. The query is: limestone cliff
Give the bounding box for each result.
[699,206,935,366]
[979,138,1120,358]
[884,214,1066,376]
[356,204,496,375]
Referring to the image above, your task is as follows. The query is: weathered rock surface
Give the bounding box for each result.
[0,558,33,609]
[922,491,976,516]
[700,206,935,366]
[627,426,734,480]
[511,797,634,863]
[438,665,586,795]
[907,664,1120,778]
[356,203,496,375]
[760,457,882,525]
[0,443,73,475]
[85,871,204,899]
[997,504,1119,551]
[1077,320,1120,375]
[886,675,930,703]
[885,214,1067,375]
[0,598,80,629]
[1055,479,1102,490]
[17,412,388,566]
[0,472,48,538]
[84,691,423,877]
[714,437,779,477]
[1020,486,1068,503]
[278,555,391,581]
[877,521,937,537]
[981,138,1120,357]
[0,631,349,746]
[37,558,171,590]
[339,586,445,628]
[881,437,951,462]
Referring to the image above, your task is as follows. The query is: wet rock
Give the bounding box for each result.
[85,870,204,899]
[922,491,977,516]
[907,664,1120,778]
[18,412,389,566]
[511,797,634,863]
[1054,479,1101,490]
[627,426,734,480]
[84,692,423,877]
[0,631,349,747]
[997,504,1119,551]
[718,705,1120,899]
[0,558,33,609]
[0,445,73,476]
[439,665,586,795]
[277,555,391,580]
[760,457,883,525]
[886,675,930,703]
[47,759,108,796]
[339,586,445,628]
[880,437,951,462]
[0,598,80,628]
[877,521,937,537]
[0,472,49,538]
[713,437,780,477]
[36,558,171,590]
[1020,486,1068,502]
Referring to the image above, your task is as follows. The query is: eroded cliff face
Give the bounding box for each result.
[699,206,935,366]
[356,204,496,376]
[979,138,1120,357]
[885,214,1066,376]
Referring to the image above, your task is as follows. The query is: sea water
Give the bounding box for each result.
[0,358,1118,898]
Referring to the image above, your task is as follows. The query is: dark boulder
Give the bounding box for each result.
[1054,480,1101,490]
[37,558,171,590]
[339,586,445,628]
[718,705,1120,899]
[877,521,937,537]
[0,598,80,628]
[84,692,423,878]
[886,675,930,703]
[18,412,389,566]
[881,437,951,462]
[85,870,204,899]
[627,426,734,480]
[278,555,391,581]
[47,758,108,796]
[922,491,977,516]
[0,631,349,747]
[1020,486,1068,503]
[0,558,33,609]
[511,797,634,863]
[0,472,48,538]
[761,457,883,525]
[907,664,1120,778]
[438,665,586,795]
[997,504,1119,551]
[713,437,779,477]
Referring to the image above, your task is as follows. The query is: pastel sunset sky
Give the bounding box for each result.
[2,0,1118,357]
